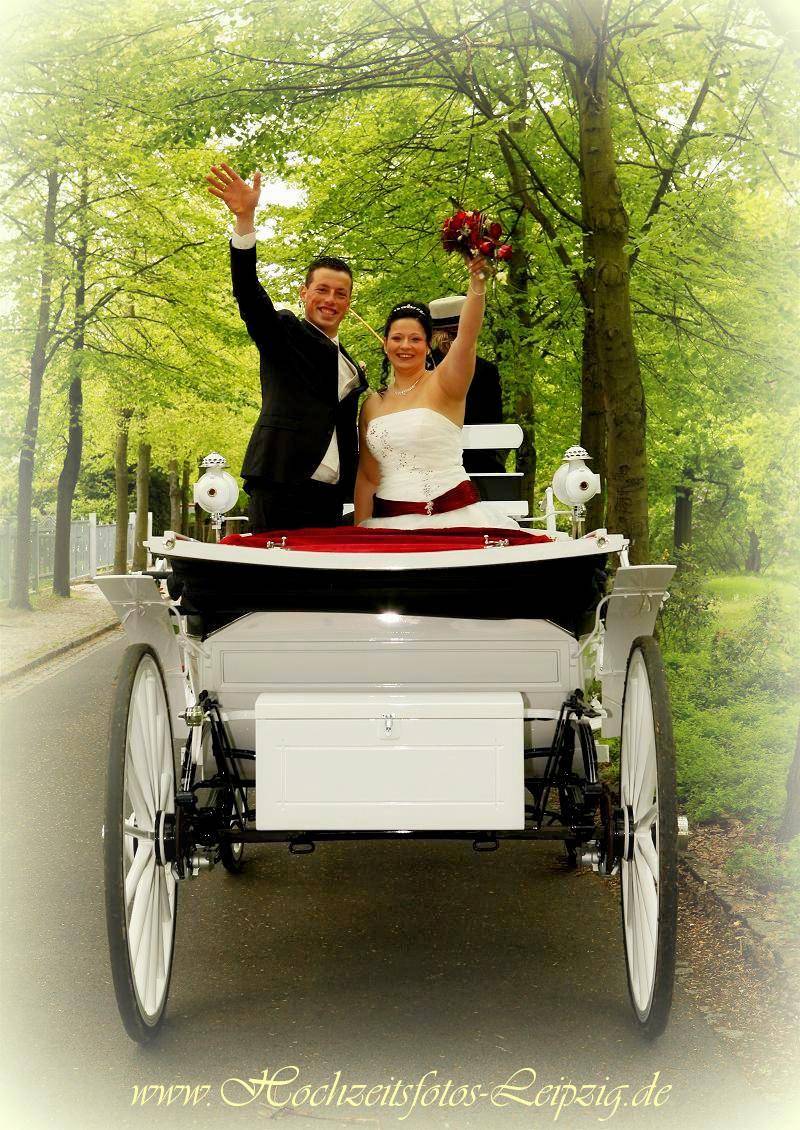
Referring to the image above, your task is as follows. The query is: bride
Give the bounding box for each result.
[355,254,522,530]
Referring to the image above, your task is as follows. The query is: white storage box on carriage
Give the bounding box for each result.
[254,691,524,831]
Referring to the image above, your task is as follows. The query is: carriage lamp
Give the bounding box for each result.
[193,452,240,540]
[552,446,601,538]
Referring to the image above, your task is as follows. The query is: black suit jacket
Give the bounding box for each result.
[231,244,367,497]
[431,349,505,473]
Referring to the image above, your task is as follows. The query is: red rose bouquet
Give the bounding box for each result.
[440,208,512,262]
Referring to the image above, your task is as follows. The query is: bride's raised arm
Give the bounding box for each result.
[435,254,489,402]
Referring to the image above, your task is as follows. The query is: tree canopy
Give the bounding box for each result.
[1,0,797,571]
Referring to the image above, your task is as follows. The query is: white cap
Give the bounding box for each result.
[429,294,466,329]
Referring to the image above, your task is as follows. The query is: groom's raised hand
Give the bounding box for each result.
[205,162,261,218]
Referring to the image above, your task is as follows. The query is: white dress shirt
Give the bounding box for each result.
[231,230,358,485]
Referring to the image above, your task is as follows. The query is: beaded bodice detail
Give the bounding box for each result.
[365,407,466,502]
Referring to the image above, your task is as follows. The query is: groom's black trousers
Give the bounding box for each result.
[244,478,344,532]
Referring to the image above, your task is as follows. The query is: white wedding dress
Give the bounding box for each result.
[360,407,521,530]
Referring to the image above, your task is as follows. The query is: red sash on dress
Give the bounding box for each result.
[373,479,480,518]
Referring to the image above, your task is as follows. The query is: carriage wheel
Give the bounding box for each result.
[219,789,246,874]
[221,836,245,872]
[105,644,178,1042]
[619,636,677,1038]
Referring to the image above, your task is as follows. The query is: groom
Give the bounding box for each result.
[206,163,367,532]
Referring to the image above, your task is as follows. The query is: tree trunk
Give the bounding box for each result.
[673,479,694,551]
[132,441,151,571]
[490,110,533,508]
[507,236,537,503]
[579,236,606,532]
[745,529,761,573]
[777,721,800,843]
[52,364,84,597]
[495,127,536,504]
[168,458,181,532]
[114,413,132,574]
[53,170,89,597]
[180,460,190,535]
[567,1,649,562]
[9,169,59,609]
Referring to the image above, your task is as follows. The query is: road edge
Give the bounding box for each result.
[680,854,796,980]
[0,621,121,686]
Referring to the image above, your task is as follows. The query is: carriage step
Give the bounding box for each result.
[473,834,499,852]
[289,836,315,855]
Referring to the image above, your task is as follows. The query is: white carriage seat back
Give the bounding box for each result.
[461,423,523,452]
[461,423,528,519]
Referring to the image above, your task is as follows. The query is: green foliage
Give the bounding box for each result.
[659,550,719,651]
[706,572,800,630]
[672,697,796,824]
[725,840,800,894]
[725,838,800,920]
[664,573,800,826]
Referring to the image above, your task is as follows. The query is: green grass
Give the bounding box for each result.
[707,571,800,633]
[661,567,800,905]
[662,568,800,828]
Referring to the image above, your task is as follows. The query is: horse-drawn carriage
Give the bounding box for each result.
[98,428,685,1044]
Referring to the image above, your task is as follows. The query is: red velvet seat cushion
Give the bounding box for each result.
[220,527,551,553]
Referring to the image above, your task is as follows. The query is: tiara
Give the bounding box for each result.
[393,303,427,316]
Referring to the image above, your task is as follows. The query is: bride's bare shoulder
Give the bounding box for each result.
[359,388,383,423]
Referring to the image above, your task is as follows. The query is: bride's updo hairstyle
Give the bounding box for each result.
[381,301,434,388]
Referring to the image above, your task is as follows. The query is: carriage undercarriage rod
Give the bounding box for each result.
[216,827,599,844]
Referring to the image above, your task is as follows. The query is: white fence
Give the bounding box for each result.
[0,512,152,600]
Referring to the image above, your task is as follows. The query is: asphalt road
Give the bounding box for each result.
[0,636,795,1130]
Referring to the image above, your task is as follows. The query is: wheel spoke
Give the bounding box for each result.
[159,770,173,813]
[633,735,656,818]
[124,812,136,866]
[632,860,656,1002]
[625,862,646,1008]
[124,822,154,841]
[144,671,163,795]
[125,840,152,907]
[636,828,659,883]
[155,706,171,789]
[134,686,159,804]
[133,863,158,1017]
[128,851,156,969]
[631,674,650,796]
[128,704,157,826]
[158,866,174,927]
[158,870,174,968]
[145,870,164,1015]
[634,802,658,833]
[629,865,647,1007]
[633,851,658,951]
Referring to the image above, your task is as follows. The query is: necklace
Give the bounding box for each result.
[391,371,426,396]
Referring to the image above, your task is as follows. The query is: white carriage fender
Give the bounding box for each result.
[575,587,673,661]
[596,563,676,739]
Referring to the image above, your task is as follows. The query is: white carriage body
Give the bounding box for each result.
[96,533,672,833]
